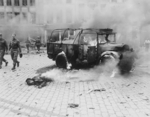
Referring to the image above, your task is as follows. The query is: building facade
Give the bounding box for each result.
[0,0,125,43]
[0,0,125,26]
[0,0,36,25]
[36,0,125,28]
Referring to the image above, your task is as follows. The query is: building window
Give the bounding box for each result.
[66,0,71,4]
[7,0,12,6]
[14,12,19,16]
[0,12,4,19]
[22,0,27,6]
[30,0,35,6]
[0,0,4,6]
[14,0,20,6]
[7,12,13,21]
[14,12,20,22]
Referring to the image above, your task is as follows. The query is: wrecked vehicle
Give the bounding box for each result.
[47,28,135,73]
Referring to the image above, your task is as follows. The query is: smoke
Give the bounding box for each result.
[38,0,150,82]
[80,0,150,49]
[0,13,43,43]
[1,0,150,80]
[1,0,150,46]
[40,57,119,82]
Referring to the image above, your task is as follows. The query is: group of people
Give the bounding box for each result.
[0,33,43,70]
[25,36,42,53]
[0,33,22,70]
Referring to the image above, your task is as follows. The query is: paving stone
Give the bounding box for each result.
[0,52,150,117]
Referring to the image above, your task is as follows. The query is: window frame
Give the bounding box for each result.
[14,0,20,6]
[30,0,35,6]
[7,0,12,6]
[22,0,27,6]
[0,0,4,6]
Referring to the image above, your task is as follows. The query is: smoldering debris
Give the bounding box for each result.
[26,75,53,88]
[68,103,79,108]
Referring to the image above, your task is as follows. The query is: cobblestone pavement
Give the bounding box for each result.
[0,50,150,117]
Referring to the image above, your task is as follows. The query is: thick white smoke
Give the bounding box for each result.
[81,0,150,49]
[39,0,150,81]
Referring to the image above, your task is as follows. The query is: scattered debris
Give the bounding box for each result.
[143,98,149,101]
[139,93,144,95]
[79,93,82,96]
[146,113,149,116]
[126,84,130,87]
[120,102,126,104]
[89,107,95,109]
[68,104,79,108]
[93,88,106,92]
[75,112,79,114]
[17,113,21,115]
[88,88,106,93]
[20,84,23,86]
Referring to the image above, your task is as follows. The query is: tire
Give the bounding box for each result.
[101,54,115,64]
[56,54,67,69]
[118,57,133,74]
[118,51,135,75]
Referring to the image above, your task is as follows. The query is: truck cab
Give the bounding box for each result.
[47,28,127,69]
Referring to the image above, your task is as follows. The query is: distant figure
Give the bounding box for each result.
[35,36,41,52]
[144,39,150,51]
[25,36,31,53]
[118,45,136,75]
[9,34,22,70]
[110,45,137,77]
[0,33,8,69]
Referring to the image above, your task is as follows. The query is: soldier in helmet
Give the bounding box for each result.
[25,36,31,53]
[35,36,41,52]
[0,33,8,69]
[9,34,22,70]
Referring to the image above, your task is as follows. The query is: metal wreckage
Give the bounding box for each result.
[26,28,136,88]
[47,28,136,73]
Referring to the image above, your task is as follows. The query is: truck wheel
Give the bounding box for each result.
[118,57,133,74]
[101,54,115,64]
[56,54,67,69]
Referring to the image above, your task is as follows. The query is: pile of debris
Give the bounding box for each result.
[26,75,53,88]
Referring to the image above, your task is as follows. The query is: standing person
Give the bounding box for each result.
[144,39,150,51]
[25,36,31,53]
[35,36,41,52]
[118,45,136,75]
[9,34,22,70]
[0,33,8,69]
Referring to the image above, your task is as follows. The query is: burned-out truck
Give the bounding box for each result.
[47,28,134,71]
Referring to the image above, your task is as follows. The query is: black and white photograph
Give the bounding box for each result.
[0,0,150,117]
